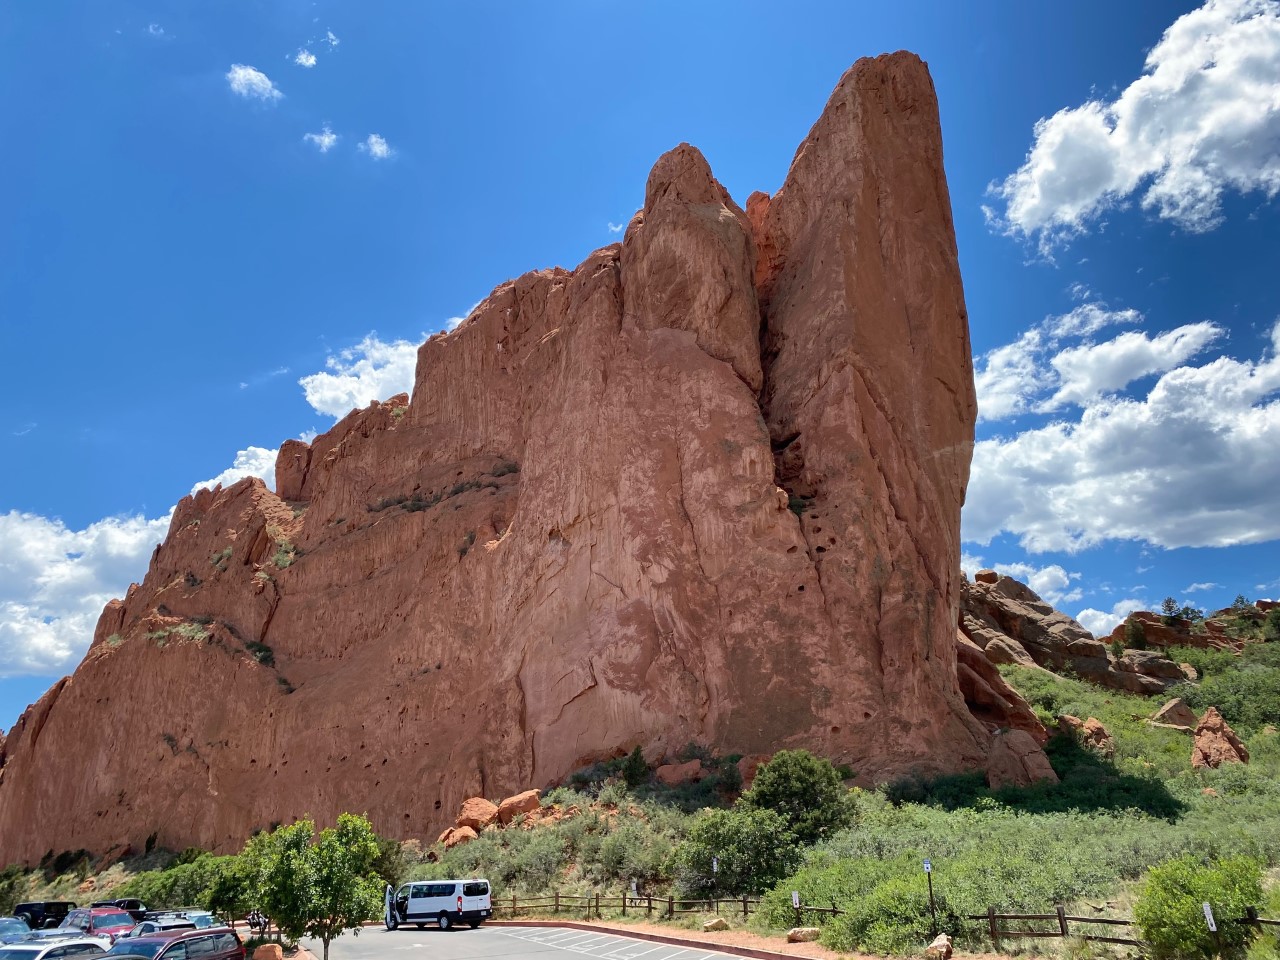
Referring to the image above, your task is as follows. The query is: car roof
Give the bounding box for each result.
[125,927,234,943]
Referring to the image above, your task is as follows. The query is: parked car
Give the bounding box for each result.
[103,927,243,959]
[166,915,215,931]
[12,904,77,931]
[89,905,146,926]
[117,920,194,941]
[54,910,135,945]
[0,919,33,945]
[0,936,108,957]
[385,878,492,930]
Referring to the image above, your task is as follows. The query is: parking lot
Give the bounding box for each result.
[303,924,748,960]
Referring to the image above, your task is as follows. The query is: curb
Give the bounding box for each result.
[486,919,823,960]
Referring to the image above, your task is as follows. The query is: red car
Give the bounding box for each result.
[103,927,244,959]
[58,907,137,943]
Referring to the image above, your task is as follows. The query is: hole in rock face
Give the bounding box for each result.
[797,585,805,592]
[813,526,823,533]
[828,537,836,545]
[434,800,442,810]
[831,726,841,733]
[815,546,826,553]
[787,545,798,554]
[863,711,872,719]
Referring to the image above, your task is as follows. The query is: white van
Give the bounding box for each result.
[384,878,492,931]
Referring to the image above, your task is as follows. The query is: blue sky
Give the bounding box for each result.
[2,0,1278,730]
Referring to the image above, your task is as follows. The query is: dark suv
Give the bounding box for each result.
[13,902,78,930]
[103,928,244,959]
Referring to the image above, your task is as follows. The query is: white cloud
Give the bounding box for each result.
[190,446,279,496]
[960,552,1083,606]
[298,334,419,418]
[325,30,340,48]
[0,511,171,678]
[988,0,1280,250]
[1185,581,1220,592]
[303,125,338,153]
[226,64,283,102]
[294,49,317,68]
[358,134,393,160]
[147,23,165,38]
[1075,597,1148,637]
[965,318,1280,553]
[607,221,626,234]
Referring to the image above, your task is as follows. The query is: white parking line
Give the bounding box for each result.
[496,927,739,960]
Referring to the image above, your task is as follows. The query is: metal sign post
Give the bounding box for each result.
[1204,903,1222,956]
[924,860,937,936]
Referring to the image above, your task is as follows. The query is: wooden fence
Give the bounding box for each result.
[492,892,764,921]
[970,905,1280,949]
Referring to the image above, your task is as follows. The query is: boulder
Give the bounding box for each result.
[655,759,704,787]
[956,634,1047,743]
[252,947,283,960]
[735,754,770,791]
[455,797,499,831]
[982,636,1037,667]
[1152,698,1199,730]
[1058,715,1084,734]
[443,825,478,849]
[974,569,999,585]
[1180,663,1199,682]
[1081,718,1114,757]
[496,789,541,825]
[926,933,954,960]
[1191,708,1249,769]
[703,918,729,932]
[986,729,1059,790]
[787,928,821,943]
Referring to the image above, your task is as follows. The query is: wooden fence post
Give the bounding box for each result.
[1246,906,1259,926]
[622,892,627,917]
[794,905,802,928]
[988,906,999,948]
[554,891,559,914]
[668,896,674,919]
[512,893,517,916]
[647,895,653,918]
[595,893,600,919]
[1057,905,1068,938]
[742,895,748,920]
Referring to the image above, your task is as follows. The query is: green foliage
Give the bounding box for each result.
[106,633,124,647]
[622,746,648,788]
[1234,595,1253,611]
[0,864,25,915]
[114,853,242,910]
[786,494,809,517]
[1163,597,1181,626]
[173,621,209,641]
[245,640,275,667]
[1134,855,1262,958]
[1264,608,1280,643]
[1127,618,1148,650]
[740,750,854,845]
[241,814,384,960]
[272,541,298,569]
[1181,663,1280,732]
[1111,637,1125,659]
[670,807,799,897]
[174,846,206,866]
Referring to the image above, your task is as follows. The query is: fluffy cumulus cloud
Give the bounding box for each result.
[987,0,1280,249]
[294,49,317,68]
[303,125,339,153]
[190,446,279,495]
[960,553,1083,606]
[359,134,393,160]
[965,317,1280,553]
[0,511,172,678]
[226,64,283,102]
[1075,597,1149,637]
[298,335,419,418]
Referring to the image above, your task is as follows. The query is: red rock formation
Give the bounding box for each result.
[0,52,995,864]
[1151,698,1199,730]
[986,730,1060,790]
[496,790,541,826]
[455,798,499,831]
[956,634,1047,744]
[1191,708,1249,769]
[655,760,704,787]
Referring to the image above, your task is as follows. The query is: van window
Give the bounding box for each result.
[428,883,456,897]
[409,884,430,899]
[463,882,489,897]
[211,933,239,952]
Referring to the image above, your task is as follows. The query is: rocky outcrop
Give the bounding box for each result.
[955,634,1046,744]
[0,52,996,864]
[986,730,1059,790]
[1151,698,1199,731]
[1191,708,1249,769]
[655,760,704,787]
[962,575,1184,694]
[455,798,499,831]
[735,754,770,790]
[1059,716,1114,757]
[496,790,542,826]
[1107,612,1241,653]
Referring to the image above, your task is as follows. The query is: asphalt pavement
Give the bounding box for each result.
[302,924,748,960]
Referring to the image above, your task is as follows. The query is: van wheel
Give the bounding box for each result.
[438,913,453,931]
[385,917,398,931]
[469,921,480,929]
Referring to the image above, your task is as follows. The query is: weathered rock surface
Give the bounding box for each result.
[455,797,499,831]
[442,825,478,849]
[787,928,821,943]
[703,918,729,932]
[735,754,771,791]
[655,760,704,787]
[0,52,996,864]
[1107,612,1240,653]
[496,790,542,826]
[926,934,954,960]
[986,729,1059,790]
[1191,708,1249,769]
[962,575,1185,694]
[1152,698,1199,730]
[955,634,1047,744]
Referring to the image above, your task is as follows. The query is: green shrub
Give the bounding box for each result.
[670,807,799,896]
[1264,609,1280,643]
[622,746,648,788]
[1181,662,1280,732]
[740,750,853,845]
[1134,855,1262,958]
[1127,619,1148,650]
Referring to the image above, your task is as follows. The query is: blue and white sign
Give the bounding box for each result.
[923,859,932,874]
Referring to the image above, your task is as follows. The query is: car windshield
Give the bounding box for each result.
[108,943,161,957]
[0,921,26,935]
[92,913,135,929]
[0,949,41,959]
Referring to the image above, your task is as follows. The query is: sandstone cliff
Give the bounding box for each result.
[0,53,998,864]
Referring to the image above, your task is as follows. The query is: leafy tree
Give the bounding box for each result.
[1161,597,1180,626]
[1134,855,1261,958]
[669,807,799,896]
[242,814,385,960]
[1178,605,1205,623]
[1232,594,1252,611]
[1263,608,1280,643]
[740,749,853,845]
[1125,618,1148,650]
[622,745,648,788]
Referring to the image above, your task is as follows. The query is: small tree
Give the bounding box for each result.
[243,814,385,960]
[1179,605,1205,623]
[622,745,648,788]
[1125,618,1148,650]
[1232,594,1251,611]
[740,749,853,845]
[1160,597,1180,626]
[1134,855,1261,958]
[1263,608,1280,643]
[670,807,800,896]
